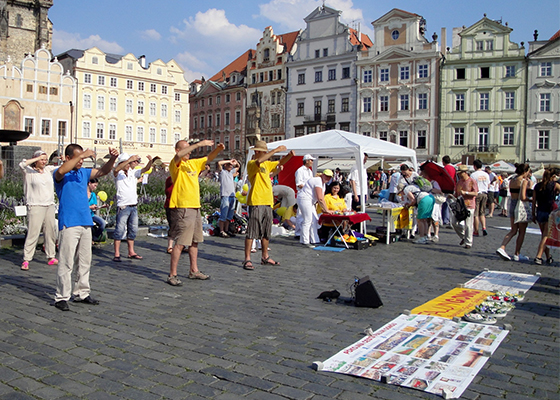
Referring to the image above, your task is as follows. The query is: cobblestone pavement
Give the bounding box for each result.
[0,211,558,400]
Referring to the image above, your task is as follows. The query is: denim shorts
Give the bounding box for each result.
[113,205,138,240]
[536,210,551,224]
[219,195,236,222]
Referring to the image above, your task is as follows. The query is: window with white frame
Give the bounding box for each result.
[200,116,204,129]
[161,103,168,118]
[138,82,144,91]
[126,99,133,114]
[149,102,156,117]
[418,93,427,110]
[399,130,408,147]
[110,77,117,87]
[84,73,91,84]
[342,67,350,79]
[297,102,304,116]
[208,115,212,127]
[380,68,389,82]
[41,119,50,136]
[216,113,221,127]
[342,97,349,112]
[363,97,372,113]
[363,70,372,83]
[540,62,552,76]
[126,80,133,90]
[24,118,34,135]
[379,95,389,112]
[362,132,371,137]
[417,130,426,149]
[400,66,410,80]
[540,93,551,112]
[225,94,230,103]
[58,121,67,137]
[298,73,305,85]
[175,92,181,101]
[225,112,230,126]
[328,69,336,81]
[235,110,241,124]
[505,66,515,77]
[328,99,335,114]
[109,97,117,112]
[149,127,156,143]
[418,64,428,78]
[97,95,105,111]
[271,114,280,128]
[83,93,91,109]
[98,76,105,86]
[175,110,181,123]
[137,126,144,142]
[162,85,168,95]
[400,94,409,110]
[315,71,323,82]
[150,83,157,93]
[193,118,197,130]
[109,123,116,140]
[235,136,240,150]
[379,131,388,141]
[455,93,465,111]
[476,41,484,51]
[224,135,229,150]
[125,125,133,141]
[173,132,180,143]
[138,101,144,115]
[505,92,515,110]
[480,92,489,110]
[538,130,550,149]
[485,40,493,50]
[96,123,104,139]
[82,121,91,138]
[503,127,514,145]
[454,127,465,146]
[160,128,167,144]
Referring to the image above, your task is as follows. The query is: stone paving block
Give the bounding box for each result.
[201,366,247,383]
[239,375,278,391]
[116,388,161,400]
[148,384,190,400]
[30,386,67,399]
[85,391,122,400]
[271,385,314,400]
[182,382,223,398]
[245,390,288,400]
[5,377,46,393]
[0,366,23,382]
[0,391,37,399]
[301,381,343,397]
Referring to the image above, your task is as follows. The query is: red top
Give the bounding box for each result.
[164,176,174,209]
[319,213,371,225]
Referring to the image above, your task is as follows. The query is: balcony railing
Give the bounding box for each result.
[468,144,499,153]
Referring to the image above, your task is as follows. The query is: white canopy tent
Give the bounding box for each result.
[261,130,418,213]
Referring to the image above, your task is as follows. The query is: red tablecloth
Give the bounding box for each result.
[318,213,371,225]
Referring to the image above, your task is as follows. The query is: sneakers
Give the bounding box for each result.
[413,236,429,244]
[534,257,543,265]
[166,275,183,286]
[483,229,488,236]
[496,248,511,261]
[547,257,554,265]
[429,235,439,242]
[188,271,210,280]
[513,254,530,262]
[473,232,479,237]
[55,300,69,311]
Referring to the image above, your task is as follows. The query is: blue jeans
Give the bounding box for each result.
[113,206,138,240]
[92,215,106,240]
[441,201,451,225]
[219,195,236,222]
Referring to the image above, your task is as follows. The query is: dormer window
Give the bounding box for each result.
[263,48,270,62]
[92,56,98,64]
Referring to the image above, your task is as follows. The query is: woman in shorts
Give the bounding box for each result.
[532,168,560,265]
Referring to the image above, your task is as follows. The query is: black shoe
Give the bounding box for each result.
[294,236,300,240]
[74,296,99,305]
[483,229,488,236]
[55,300,69,311]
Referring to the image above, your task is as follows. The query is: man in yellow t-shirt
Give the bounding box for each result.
[243,140,294,270]
[166,139,224,286]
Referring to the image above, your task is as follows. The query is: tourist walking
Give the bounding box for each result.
[470,160,489,236]
[496,163,531,261]
[452,165,478,249]
[532,168,560,265]
[441,155,456,225]
[19,150,58,270]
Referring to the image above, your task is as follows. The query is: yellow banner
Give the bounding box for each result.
[392,207,413,230]
[410,288,492,319]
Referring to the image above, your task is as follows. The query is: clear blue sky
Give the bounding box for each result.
[49,0,559,82]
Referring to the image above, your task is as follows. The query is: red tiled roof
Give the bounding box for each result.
[550,29,560,41]
[209,49,253,82]
[277,30,300,53]
[349,28,373,48]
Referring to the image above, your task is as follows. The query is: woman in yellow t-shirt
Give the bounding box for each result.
[319,181,349,240]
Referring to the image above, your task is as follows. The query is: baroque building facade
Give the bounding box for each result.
[57,48,190,162]
[526,30,560,164]
[0,47,76,161]
[439,16,526,164]
[0,0,53,65]
[189,51,249,164]
[286,5,372,138]
[246,27,299,144]
[356,8,441,162]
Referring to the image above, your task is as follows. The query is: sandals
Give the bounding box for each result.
[21,261,29,270]
[242,260,254,270]
[112,256,121,262]
[128,254,143,260]
[261,256,280,266]
[218,231,229,238]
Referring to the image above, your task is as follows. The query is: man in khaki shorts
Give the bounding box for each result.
[167,139,224,286]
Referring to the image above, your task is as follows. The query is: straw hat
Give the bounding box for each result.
[250,140,268,152]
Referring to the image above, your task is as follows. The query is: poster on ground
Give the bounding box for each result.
[463,270,539,294]
[411,288,492,319]
[320,314,508,399]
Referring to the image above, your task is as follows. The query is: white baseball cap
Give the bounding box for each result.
[117,153,130,165]
[303,154,315,161]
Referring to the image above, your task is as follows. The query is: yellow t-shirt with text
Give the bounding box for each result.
[247,160,279,206]
[169,157,207,208]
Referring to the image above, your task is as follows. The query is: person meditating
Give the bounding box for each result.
[318,181,350,241]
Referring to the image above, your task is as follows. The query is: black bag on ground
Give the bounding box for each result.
[449,196,470,222]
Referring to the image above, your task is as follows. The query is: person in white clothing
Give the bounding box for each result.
[470,159,490,236]
[295,154,315,237]
[349,154,368,211]
[485,166,498,218]
[112,154,154,261]
[299,170,334,247]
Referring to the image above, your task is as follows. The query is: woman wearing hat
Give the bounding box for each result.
[19,150,59,270]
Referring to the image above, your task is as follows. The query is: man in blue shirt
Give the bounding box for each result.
[53,144,118,311]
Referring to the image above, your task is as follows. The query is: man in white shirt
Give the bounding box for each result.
[470,159,490,236]
[349,154,368,211]
[294,154,315,237]
[299,169,334,247]
[485,166,498,218]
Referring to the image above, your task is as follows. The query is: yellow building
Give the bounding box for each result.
[57,48,190,162]
[0,47,76,159]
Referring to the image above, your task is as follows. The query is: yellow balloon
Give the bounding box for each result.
[276,207,287,217]
[242,184,249,192]
[97,191,108,202]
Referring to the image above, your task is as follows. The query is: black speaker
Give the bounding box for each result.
[354,275,383,308]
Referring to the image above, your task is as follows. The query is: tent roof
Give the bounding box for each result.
[266,130,417,165]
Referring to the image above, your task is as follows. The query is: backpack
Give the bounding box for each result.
[449,196,470,222]
[413,176,433,192]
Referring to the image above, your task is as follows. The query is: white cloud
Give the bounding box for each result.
[174,50,211,81]
[52,29,124,55]
[140,29,162,41]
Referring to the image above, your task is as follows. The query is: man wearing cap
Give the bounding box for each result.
[295,154,315,237]
[349,154,368,211]
[112,154,154,262]
[299,169,334,247]
[243,140,294,270]
[452,165,478,249]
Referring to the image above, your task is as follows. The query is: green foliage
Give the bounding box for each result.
[0,172,24,202]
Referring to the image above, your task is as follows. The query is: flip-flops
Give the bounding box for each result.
[112,256,121,262]
[261,257,280,265]
[128,254,143,260]
[242,260,254,270]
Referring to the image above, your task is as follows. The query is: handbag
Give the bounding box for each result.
[432,193,446,204]
[513,200,531,224]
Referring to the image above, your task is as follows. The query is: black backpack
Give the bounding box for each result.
[450,196,470,222]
